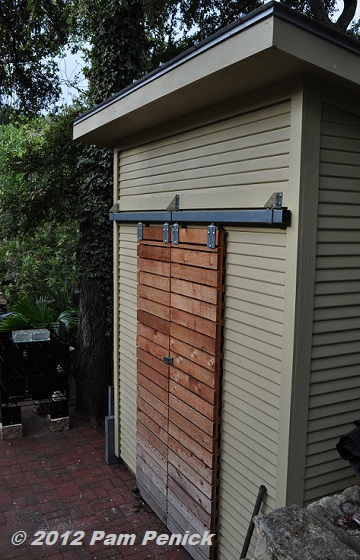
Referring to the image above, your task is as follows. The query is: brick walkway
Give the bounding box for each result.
[0,405,192,560]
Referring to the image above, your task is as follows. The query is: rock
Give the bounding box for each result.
[0,423,23,440]
[48,416,69,431]
[254,504,360,560]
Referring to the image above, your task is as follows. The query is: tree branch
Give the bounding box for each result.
[307,0,357,32]
[336,0,358,32]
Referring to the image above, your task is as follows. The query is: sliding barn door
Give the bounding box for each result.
[137,225,225,560]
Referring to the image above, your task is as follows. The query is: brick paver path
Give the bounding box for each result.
[0,405,192,560]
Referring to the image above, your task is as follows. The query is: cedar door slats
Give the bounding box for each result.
[136,225,225,560]
[137,238,170,523]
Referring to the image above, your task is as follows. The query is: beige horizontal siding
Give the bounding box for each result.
[218,227,285,560]
[115,101,290,558]
[118,225,137,473]
[304,104,360,505]
[118,102,291,211]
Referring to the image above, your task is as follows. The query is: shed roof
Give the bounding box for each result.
[73,1,360,147]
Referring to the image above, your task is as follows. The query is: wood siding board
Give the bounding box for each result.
[226,326,282,361]
[171,308,217,338]
[311,363,360,383]
[137,334,169,361]
[138,284,170,306]
[170,367,216,404]
[137,410,168,446]
[171,277,218,304]
[138,258,170,276]
[226,253,286,274]
[167,490,211,536]
[120,170,290,197]
[168,463,213,515]
[169,408,214,451]
[224,354,281,397]
[137,443,167,482]
[226,263,285,288]
[137,310,170,336]
[169,394,214,437]
[118,225,137,472]
[222,390,279,444]
[222,411,278,458]
[170,323,216,355]
[305,99,360,500]
[168,477,212,528]
[138,271,170,291]
[121,133,290,176]
[137,323,169,350]
[137,369,168,399]
[137,348,168,377]
[138,298,170,321]
[170,338,217,374]
[120,103,290,164]
[225,286,284,312]
[306,108,360,505]
[307,408,360,429]
[169,381,215,422]
[171,293,217,322]
[138,421,168,459]
[136,227,224,560]
[138,395,168,425]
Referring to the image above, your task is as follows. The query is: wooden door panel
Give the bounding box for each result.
[137,225,225,560]
[136,228,170,521]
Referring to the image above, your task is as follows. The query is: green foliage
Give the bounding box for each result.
[80,0,150,104]
[0,106,84,235]
[0,0,75,114]
[0,294,78,336]
[143,0,359,68]
[0,222,77,304]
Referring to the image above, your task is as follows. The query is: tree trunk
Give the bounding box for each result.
[74,271,112,426]
[74,146,113,426]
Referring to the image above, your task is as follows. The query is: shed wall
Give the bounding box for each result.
[116,98,291,559]
[304,103,360,504]
[117,225,137,473]
[218,227,286,559]
[118,101,291,211]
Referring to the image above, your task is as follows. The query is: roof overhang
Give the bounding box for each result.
[73,1,360,147]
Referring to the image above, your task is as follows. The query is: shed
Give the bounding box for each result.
[73,3,360,558]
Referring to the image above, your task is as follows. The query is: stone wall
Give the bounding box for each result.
[252,485,360,559]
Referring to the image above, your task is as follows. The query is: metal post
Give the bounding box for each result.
[240,485,267,559]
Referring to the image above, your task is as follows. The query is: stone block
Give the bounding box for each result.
[254,504,360,560]
[253,535,276,559]
[0,423,23,440]
[48,416,69,431]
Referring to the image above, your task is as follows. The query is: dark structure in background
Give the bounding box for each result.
[337,421,360,479]
[0,325,70,426]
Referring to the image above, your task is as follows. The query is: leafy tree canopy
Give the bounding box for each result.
[0,106,83,236]
[0,0,76,114]
[142,0,358,68]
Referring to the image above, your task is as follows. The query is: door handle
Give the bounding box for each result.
[163,356,173,365]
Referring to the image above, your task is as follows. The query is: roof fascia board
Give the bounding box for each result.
[74,1,360,130]
[73,16,275,141]
[74,2,276,129]
[273,17,360,87]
